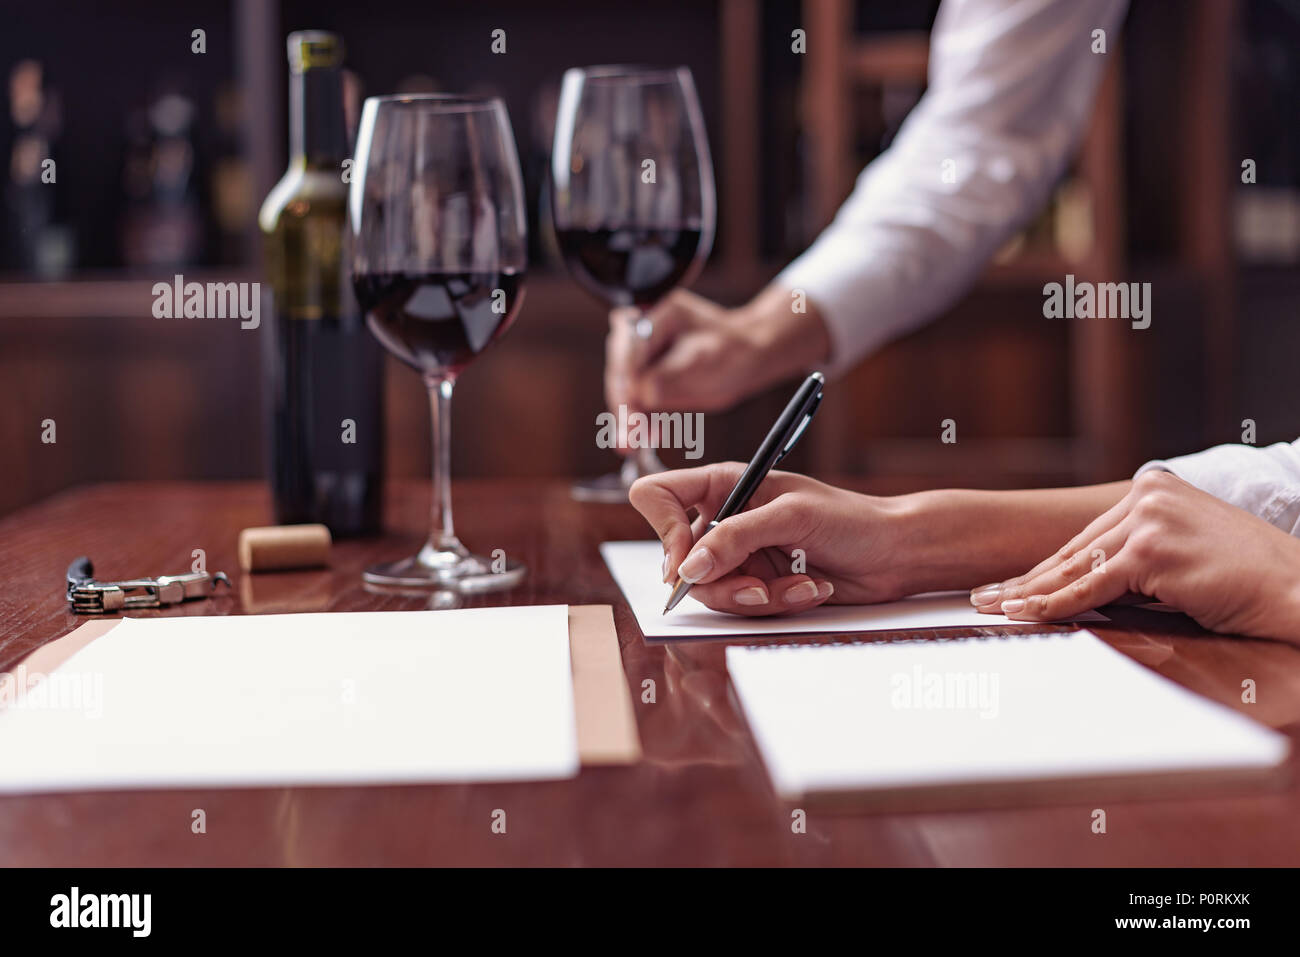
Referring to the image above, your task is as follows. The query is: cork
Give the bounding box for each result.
[238,524,332,572]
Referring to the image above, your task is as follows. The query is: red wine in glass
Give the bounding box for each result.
[555,227,702,308]
[354,269,526,375]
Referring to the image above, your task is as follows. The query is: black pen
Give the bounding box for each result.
[662,372,825,614]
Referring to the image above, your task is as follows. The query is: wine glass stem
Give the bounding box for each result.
[426,374,461,554]
[629,309,661,475]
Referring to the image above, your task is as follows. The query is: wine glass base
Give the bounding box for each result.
[363,551,526,593]
[571,452,668,503]
[570,471,638,503]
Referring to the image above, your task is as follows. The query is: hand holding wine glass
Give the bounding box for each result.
[349,94,528,590]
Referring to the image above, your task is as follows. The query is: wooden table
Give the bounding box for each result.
[1,479,1298,867]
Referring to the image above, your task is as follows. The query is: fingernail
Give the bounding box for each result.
[970,584,1001,605]
[734,586,769,606]
[783,580,819,604]
[1000,598,1025,614]
[662,551,671,583]
[677,547,714,584]
[815,581,834,599]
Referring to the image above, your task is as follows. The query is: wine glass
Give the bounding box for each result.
[551,65,716,503]
[349,94,528,590]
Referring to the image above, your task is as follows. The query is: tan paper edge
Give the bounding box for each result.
[568,604,643,766]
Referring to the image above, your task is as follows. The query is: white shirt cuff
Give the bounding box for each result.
[1134,441,1300,536]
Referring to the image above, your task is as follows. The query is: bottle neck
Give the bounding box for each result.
[289,67,346,170]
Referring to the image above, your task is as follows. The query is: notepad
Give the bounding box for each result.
[726,631,1290,804]
[601,540,1105,639]
[0,605,580,793]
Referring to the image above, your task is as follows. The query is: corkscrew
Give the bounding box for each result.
[65,556,230,614]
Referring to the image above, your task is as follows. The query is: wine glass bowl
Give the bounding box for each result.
[350,94,528,590]
[551,66,716,502]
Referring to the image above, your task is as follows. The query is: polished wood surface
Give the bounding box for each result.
[1,479,1299,866]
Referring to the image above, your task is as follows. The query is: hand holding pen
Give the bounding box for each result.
[627,373,831,615]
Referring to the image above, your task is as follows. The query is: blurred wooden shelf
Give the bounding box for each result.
[1239,264,1300,295]
[854,437,1089,487]
[0,270,258,320]
[0,265,777,329]
[850,32,929,83]
[982,253,1089,288]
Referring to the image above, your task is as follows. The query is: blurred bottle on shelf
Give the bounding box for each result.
[4,59,74,277]
[1237,190,1300,265]
[529,80,561,268]
[341,68,363,145]
[1233,5,1300,265]
[208,83,254,266]
[119,86,204,269]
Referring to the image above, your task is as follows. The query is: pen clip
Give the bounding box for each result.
[776,391,822,462]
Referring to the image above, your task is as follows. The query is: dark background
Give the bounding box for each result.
[1,0,1297,516]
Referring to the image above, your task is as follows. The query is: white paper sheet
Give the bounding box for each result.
[601,540,1105,639]
[727,631,1291,800]
[0,605,579,793]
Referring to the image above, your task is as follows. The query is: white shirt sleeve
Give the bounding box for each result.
[1135,441,1300,537]
[778,0,1128,377]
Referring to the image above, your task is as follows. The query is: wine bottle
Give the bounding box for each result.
[259,31,384,536]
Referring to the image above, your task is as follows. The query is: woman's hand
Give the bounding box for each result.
[629,463,915,616]
[971,470,1300,642]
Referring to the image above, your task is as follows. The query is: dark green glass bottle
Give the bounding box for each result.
[260,31,383,536]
